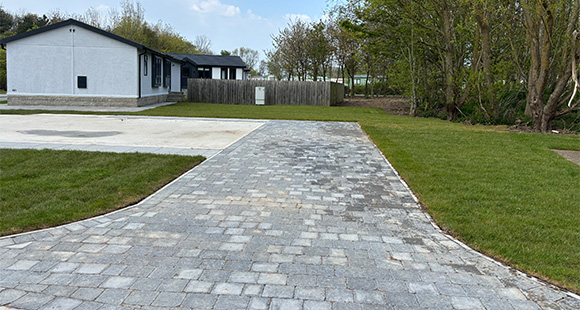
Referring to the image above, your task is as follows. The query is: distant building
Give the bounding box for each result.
[0,19,183,107]
[169,53,250,90]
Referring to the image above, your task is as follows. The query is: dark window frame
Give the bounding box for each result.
[152,55,162,87]
[163,59,171,87]
[77,76,87,88]
[143,55,148,76]
[229,68,236,80]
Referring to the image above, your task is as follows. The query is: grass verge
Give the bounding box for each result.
[138,102,580,292]
[0,149,203,236]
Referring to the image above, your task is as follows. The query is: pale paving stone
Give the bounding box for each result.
[212,283,244,295]
[184,281,214,293]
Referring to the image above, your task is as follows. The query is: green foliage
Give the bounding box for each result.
[110,0,197,54]
[333,0,580,129]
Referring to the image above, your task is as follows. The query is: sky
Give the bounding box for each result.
[1,0,334,61]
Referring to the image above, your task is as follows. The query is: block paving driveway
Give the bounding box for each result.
[1,119,579,309]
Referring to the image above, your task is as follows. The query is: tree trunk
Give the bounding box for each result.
[442,1,457,121]
[475,5,498,120]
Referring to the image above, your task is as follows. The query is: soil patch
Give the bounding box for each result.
[554,149,580,166]
[336,96,410,116]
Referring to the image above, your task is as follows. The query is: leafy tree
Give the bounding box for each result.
[220,50,231,56]
[265,49,285,80]
[0,6,13,33]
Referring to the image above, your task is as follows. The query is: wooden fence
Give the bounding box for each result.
[187,79,344,106]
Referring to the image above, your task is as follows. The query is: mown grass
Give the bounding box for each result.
[137,102,580,292]
[0,149,203,236]
[2,102,580,292]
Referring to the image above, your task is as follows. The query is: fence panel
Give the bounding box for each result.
[187,79,344,106]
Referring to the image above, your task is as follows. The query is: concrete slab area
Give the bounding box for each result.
[0,114,265,157]
[0,120,578,309]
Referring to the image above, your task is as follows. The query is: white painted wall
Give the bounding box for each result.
[236,68,243,80]
[7,25,138,97]
[171,61,180,91]
[212,67,221,80]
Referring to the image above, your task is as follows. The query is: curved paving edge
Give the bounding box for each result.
[0,120,578,310]
[361,123,580,306]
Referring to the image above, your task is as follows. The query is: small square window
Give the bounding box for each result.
[77,76,87,88]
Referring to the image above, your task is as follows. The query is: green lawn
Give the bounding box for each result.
[2,102,580,293]
[0,149,203,236]
[136,102,580,292]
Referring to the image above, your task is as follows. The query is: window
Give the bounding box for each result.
[163,59,171,87]
[221,68,228,80]
[198,67,211,79]
[182,67,190,77]
[77,76,87,88]
[152,56,162,87]
[229,69,236,80]
[143,55,148,76]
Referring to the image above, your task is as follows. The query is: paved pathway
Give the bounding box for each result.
[1,120,578,309]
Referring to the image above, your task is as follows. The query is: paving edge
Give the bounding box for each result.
[0,118,271,243]
[356,122,580,302]
[0,146,224,244]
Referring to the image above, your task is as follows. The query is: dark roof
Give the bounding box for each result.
[170,53,249,70]
[0,19,180,62]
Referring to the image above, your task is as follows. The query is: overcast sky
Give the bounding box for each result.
[1,0,334,60]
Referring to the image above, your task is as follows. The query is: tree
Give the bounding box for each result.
[232,47,259,71]
[265,49,284,80]
[307,21,332,81]
[194,35,213,54]
[0,6,13,33]
[109,0,197,54]
[220,50,231,56]
[521,0,580,132]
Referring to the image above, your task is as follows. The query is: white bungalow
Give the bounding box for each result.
[0,19,182,107]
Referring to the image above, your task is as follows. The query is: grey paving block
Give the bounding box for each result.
[9,292,53,309]
[184,281,214,293]
[262,285,295,298]
[304,300,332,310]
[248,296,270,310]
[181,293,218,308]
[71,287,104,300]
[151,291,186,307]
[0,120,576,310]
[41,297,83,310]
[95,288,131,304]
[0,289,26,304]
[100,276,136,289]
[269,298,303,310]
[214,295,250,309]
[212,282,244,295]
[295,286,325,300]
